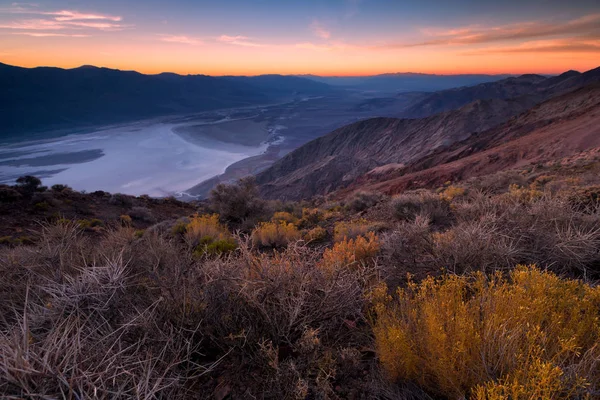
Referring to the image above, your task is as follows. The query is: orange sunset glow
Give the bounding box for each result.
[1,1,599,75]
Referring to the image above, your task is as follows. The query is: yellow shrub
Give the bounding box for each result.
[119,214,132,226]
[184,214,237,257]
[531,175,554,190]
[334,219,374,242]
[506,184,543,203]
[372,266,600,398]
[439,185,466,202]
[320,232,380,271]
[185,214,228,243]
[299,208,324,228]
[303,226,328,242]
[252,221,301,248]
[271,211,299,225]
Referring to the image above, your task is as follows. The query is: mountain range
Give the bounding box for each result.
[299,73,514,92]
[0,63,332,139]
[257,66,600,200]
[0,62,519,140]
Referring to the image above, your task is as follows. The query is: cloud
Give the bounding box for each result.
[379,13,600,48]
[47,10,122,22]
[295,41,354,52]
[217,35,263,47]
[11,31,88,37]
[0,19,63,30]
[63,21,126,30]
[310,20,331,39]
[463,39,600,55]
[0,6,129,33]
[159,34,202,45]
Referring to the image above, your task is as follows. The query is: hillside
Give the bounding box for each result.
[350,83,600,195]
[3,158,600,398]
[398,68,600,118]
[257,67,600,200]
[0,63,332,139]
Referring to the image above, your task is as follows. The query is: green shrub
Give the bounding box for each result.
[33,201,50,211]
[193,236,237,257]
[171,221,188,235]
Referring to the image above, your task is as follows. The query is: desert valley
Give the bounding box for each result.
[1,0,600,399]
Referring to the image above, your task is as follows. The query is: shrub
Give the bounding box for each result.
[334,219,377,242]
[109,193,133,207]
[128,206,156,223]
[209,177,266,226]
[504,183,543,204]
[33,201,50,211]
[392,191,451,225]
[303,226,328,243]
[380,215,434,285]
[567,185,600,211]
[77,219,92,229]
[320,232,380,271]
[185,214,230,246]
[16,175,43,194]
[252,221,301,248]
[438,185,466,202]
[0,236,13,246]
[90,218,103,227]
[134,229,145,239]
[372,266,600,398]
[0,186,22,202]
[171,220,188,235]
[299,207,324,228]
[346,191,383,212]
[431,219,522,273]
[271,211,299,225]
[192,236,237,258]
[16,236,35,245]
[51,184,71,192]
[119,214,132,226]
[78,218,103,229]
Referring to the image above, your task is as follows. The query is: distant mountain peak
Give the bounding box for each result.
[560,70,580,77]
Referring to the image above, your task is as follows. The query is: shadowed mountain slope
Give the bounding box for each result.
[0,63,332,139]
[256,67,600,200]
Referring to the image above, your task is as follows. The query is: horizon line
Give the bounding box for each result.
[0,60,581,78]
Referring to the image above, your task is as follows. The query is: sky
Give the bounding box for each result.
[0,0,599,76]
